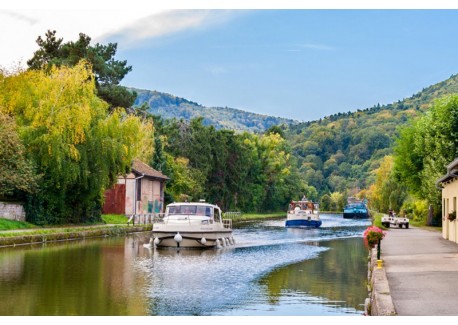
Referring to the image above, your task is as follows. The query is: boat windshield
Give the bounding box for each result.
[167,205,214,217]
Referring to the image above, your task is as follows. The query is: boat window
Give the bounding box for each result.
[167,205,214,216]
[196,206,212,217]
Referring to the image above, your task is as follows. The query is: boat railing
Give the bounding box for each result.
[127,213,167,226]
[223,211,242,219]
[152,213,166,224]
[222,219,232,229]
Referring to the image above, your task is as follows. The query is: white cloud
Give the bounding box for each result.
[300,43,336,51]
[0,8,241,68]
[100,10,240,49]
[0,9,165,68]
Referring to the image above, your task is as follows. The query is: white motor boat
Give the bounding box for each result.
[151,201,234,249]
[285,199,322,228]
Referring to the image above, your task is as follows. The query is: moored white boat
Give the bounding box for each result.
[285,199,322,228]
[151,201,234,249]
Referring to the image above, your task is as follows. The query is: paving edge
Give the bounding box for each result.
[365,247,397,316]
[0,225,152,248]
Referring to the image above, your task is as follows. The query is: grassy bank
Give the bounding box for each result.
[228,212,285,222]
[0,218,38,231]
[0,224,151,247]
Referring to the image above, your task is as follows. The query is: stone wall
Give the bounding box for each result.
[0,202,26,221]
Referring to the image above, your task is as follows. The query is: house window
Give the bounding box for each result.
[136,178,142,202]
[444,198,446,218]
[454,197,457,213]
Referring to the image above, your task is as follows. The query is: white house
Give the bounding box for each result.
[436,157,458,242]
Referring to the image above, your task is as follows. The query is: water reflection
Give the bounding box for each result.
[0,236,150,316]
[0,214,371,316]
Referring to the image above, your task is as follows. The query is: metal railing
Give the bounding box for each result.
[127,213,161,226]
[223,211,242,219]
[222,219,232,229]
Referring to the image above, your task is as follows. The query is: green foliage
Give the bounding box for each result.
[283,74,458,204]
[367,156,407,213]
[101,214,128,224]
[394,94,458,221]
[154,117,302,212]
[0,218,37,231]
[400,197,428,223]
[0,113,40,198]
[0,63,153,225]
[27,30,136,109]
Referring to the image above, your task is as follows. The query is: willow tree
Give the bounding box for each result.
[0,62,153,224]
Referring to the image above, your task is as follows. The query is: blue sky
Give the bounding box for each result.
[114,10,458,122]
[2,4,458,122]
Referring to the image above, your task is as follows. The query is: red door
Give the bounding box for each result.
[102,184,126,214]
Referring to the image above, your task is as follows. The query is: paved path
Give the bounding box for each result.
[382,226,458,316]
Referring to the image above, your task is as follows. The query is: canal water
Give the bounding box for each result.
[0,214,371,316]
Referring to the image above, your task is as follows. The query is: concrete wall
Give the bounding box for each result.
[366,248,397,316]
[120,174,164,215]
[442,178,458,242]
[0,202,26,221]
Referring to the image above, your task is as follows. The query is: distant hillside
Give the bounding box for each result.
[131,88,296,133]
[285,73,458,197]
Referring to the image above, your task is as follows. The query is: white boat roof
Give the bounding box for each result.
[167,202,221,209]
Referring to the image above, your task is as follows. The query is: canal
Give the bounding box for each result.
[0,214,371,316]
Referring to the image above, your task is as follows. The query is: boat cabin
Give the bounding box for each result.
[166,202,223,223]
[289,201,319,213]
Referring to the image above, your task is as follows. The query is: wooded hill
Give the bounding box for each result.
[133,73,458,201]
[131,87,296,133]
[285,73,458,199]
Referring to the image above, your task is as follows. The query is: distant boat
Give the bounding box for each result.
[343,198,370,219]
[285,198,322,228]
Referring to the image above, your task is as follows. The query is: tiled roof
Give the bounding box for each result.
[132,159,169,180]
[436,157,458,187]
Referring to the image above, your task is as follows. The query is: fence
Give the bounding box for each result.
[223,211,242,220]
[128,211,243,225]
[127,213,158,226]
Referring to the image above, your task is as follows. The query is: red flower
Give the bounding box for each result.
[363,226,385,246]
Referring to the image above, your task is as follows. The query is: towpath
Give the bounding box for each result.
[382,226,458,316]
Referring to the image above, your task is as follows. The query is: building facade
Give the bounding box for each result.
[437,158,458,242]
[103,160,169,215]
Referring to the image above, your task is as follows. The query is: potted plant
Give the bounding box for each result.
[447,211,456,221]
[363,226,386,268]
[363,225,385,247]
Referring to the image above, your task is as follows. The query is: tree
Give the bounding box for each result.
[394,95,458,222]
[0,113,39,198]
[27,30,136,110]
[0,62,153,224]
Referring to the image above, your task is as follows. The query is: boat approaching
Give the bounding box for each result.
[343,198,370,219]
[285,199,322,228]
[151,201,234,249]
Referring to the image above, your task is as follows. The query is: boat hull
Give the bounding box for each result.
[343,212,370,219]
[152,228,233,248]
[285,219,322,228]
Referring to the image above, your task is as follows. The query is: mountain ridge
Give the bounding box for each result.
[131,87,298,133]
